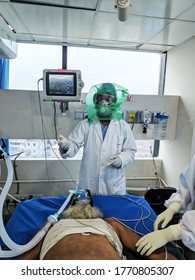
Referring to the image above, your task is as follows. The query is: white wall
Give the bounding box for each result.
[3,43,195,194]
[0,158,162,197]
[0,90,179,140]
[159,37,195,188]
[0,90,179,196]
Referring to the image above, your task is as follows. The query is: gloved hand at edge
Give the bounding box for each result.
[135,224,182,256]
[108,156,122,168]
[154,202,181,230]
[58,134,70,150]
[59,147,68,159]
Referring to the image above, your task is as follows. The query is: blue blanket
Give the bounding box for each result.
[1,194,157,245]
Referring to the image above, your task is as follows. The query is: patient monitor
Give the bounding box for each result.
[43,69,84,102]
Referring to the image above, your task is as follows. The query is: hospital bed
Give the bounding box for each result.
[0,194,185,260]
[0,146,185,259]
[144,187,183,224]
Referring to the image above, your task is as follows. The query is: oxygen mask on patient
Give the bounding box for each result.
[0,146,90,258]
[69,189,93,207]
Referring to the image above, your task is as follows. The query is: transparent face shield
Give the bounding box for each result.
[93,93,117,119]
[85,83,129,122]
[94,93,116,106]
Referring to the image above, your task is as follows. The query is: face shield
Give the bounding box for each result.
[93,90,117,119]
[86,82,129,122]
[94,93,116,106]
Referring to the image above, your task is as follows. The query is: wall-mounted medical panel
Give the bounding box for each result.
[0,90,179,140]
[122,95,179,140]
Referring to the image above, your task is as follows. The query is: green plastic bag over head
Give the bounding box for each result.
[86,82,128,122]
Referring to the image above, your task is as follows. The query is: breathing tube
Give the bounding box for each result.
[0,146,77,258]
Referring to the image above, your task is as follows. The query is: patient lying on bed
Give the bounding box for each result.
[16,203,177,260]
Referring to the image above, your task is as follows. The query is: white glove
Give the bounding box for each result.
[108,156,122,168]
[136,224,182,256]
[58,135,70,150]
[154,202,181,230]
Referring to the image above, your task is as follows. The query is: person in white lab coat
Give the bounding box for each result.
[58,82,137,195]
[136,154,195,256]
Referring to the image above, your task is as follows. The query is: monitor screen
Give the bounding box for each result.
[43,69,84,102]
[46,72,76,96]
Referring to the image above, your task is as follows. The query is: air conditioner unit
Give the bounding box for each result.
[0,36,18,59]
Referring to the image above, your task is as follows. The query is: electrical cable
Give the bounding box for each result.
[37,78,63,194]
[0,150,22,204]
[131,117,135,130]
[53,101,58,141]
[0,187,21,203]
[48,144,79,189]
[150,146,162,188]
[109,195,156,236]
[164,245,167,260]
[37,80,63,194]
[36,78,78,195]
[0,147,78,258]
[13,151,24,194]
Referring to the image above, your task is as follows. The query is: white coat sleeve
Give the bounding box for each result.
[118,120,137,168]
[180,210,195,251]
[164,155,195,252]
[165,155,195,212]
[62,119,89,158]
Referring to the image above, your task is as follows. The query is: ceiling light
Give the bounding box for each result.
[115,0,131,22]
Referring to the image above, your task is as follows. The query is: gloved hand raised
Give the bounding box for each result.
[58,135,70,150]
[154,202,181,230]
[108,156,122,168]
[136,224,182,256]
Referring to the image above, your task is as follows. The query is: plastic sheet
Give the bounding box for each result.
[86,83,128,122]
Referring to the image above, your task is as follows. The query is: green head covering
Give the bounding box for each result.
[86,82,128,122]
[95,83,117,97]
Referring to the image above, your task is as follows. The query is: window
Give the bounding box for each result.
[67,46,160,158]
[9,43,62,90]
[67,47,161,95]
[9,43,161,159]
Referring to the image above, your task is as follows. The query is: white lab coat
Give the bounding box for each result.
[165,155,195,251]
[63,119,137,195]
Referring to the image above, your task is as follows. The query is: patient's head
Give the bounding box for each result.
[63,204,103,219]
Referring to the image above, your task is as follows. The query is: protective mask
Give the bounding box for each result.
[98,100,109,106]
[96,103,114,119]
[85,83,128,123]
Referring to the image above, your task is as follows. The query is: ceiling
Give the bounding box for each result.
[0,0,195,53]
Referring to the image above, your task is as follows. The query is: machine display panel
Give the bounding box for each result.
[43,69,84,101]
[46,72,76,97]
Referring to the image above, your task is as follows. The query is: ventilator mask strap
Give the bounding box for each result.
[69,189,93,206]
